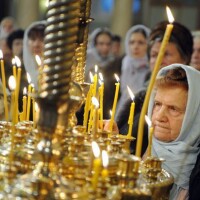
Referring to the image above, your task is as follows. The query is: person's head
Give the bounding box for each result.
[125,25,150,59]
[93,28,113,58]
[149,21,193,71]
[27,23,45,57]
[152,67,188,142]
[7,29,24,57]
[191,32,200,70]
[0,17,16,37]
[111,34,121,57]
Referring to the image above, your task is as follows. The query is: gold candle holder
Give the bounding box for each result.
[116,154,141,189]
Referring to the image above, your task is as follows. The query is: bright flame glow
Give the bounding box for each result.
[12,58,16,65]
[99,72,103,81]
[98,79,102,85]
[127,86,135,101]
[35,102,39,112]
[8,76,16,91]
[15,56,21,67]
[23,87,27,95]
[114,74,120,82]
[31,83,34,88]
[89,71,94,83]
[35,55,42,66]
[102,150,109,168]
[95,65,98,73]
[109,110,112,117]
[145,115,152,127]
[166,6,174,23]
[92,97,99,108]
[27,73,31,84]
[92,141,100,158]
[0,50,3,59]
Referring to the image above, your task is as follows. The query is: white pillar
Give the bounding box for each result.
[111,0,133,39]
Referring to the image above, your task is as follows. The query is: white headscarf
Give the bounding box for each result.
[85,28,114,82]
[148,64,200,199]
[23,21,46,89]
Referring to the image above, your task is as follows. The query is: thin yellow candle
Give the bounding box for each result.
[136,6,174,157]
[98,73,104,131]
[14,56,21,123]
[91,97,99,138]
[83,72,93,128]
[8,76,16,166]
[145,115,154,157]
[0,50,9,120]
[22,87,27,121]
[93,65,98,97]
[91,141,101,190]
[109,74,120,132]
[26,73,32,121]
[101,150,109,182]
[127,86,135,138]
[32,86,36,127]
[87,72,94,132]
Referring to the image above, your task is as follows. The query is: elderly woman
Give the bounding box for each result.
[148,64,200,199]
[116,21,194,155]
[104,64,200,199]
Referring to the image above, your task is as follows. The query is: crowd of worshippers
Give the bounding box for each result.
[1,16,200,200]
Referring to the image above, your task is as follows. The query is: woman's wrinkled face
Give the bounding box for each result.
[152,86,187,142]
[129,32,148,59]
[28,36,44,57]
[149,41,186,71]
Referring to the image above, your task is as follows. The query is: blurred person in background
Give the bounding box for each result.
[111,34,122,58]
[115,25,150,122]
[190,31,200,71]
[85,28,114,82]
[23,21,46,89]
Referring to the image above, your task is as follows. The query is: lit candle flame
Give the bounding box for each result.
[15,56,21,67]
[98,79,102,85]
[27,73,31,84]
[92,97,99,108]
[114,74,120,82]
[145,115,152,127]
[99,72,103,82]
[166,6,174,23]
[95,65,98,73]
[23,87,27,95]
[92,141,100,158]
[127,86,135,101]
[12,58,16,65]
[109,110,112,117]
[102,150,109,168]
[0,50,3,59]
[8,75,16,91]
[35,102,39,112]
[89,71,94,83]
[35,55,42,66]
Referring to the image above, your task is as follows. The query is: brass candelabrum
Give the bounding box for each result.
[0,0,175,199]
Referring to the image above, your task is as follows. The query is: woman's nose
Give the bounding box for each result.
[155,106,167,122]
